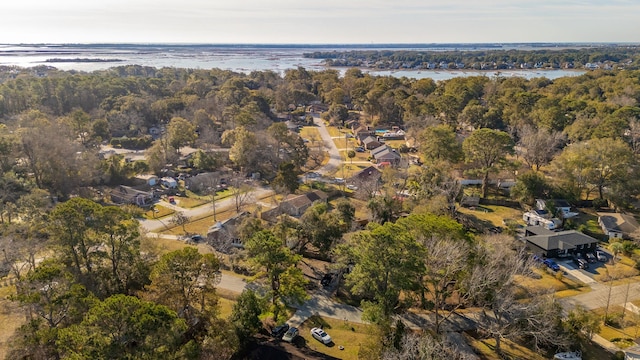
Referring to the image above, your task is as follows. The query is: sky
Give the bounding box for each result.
[1,0,638,44]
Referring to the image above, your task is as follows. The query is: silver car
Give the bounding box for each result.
[282,327,298,343]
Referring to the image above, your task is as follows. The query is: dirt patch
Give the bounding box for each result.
[0,290,24,359]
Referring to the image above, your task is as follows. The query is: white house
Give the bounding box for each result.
[598,212,640,240]
[536,199,579,219]
[161,177,178,188]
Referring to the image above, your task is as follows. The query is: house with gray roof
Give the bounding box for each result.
[525,226,599,258]
[279,190,328,217]
[598,212,640,240]
[361,136,382,150]
[370,145,401,166]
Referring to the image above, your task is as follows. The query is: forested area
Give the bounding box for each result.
[0,62,639,358]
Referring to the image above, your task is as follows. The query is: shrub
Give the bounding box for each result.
[110,135,153,150]
[604,312,624,328]
[593,197,608,210]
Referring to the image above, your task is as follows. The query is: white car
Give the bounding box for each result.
[311,327,332,345]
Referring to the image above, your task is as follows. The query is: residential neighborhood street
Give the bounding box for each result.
[312,115,342,176]
[139,187,274,233]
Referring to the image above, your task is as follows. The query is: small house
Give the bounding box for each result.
[110,186,154,207]
[370,145,401,166]
[525,226,599,258]
[598,212,640,240]
[625,345,640,360]
[161,177,178,189]
[207,211,250,253]
[307,103,329,113]
[536,199,579,219]
[361,136,382,150]
[349,166,381,182]
[280,190,328,217]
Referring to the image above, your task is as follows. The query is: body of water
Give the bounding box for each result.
[0,44,585,80]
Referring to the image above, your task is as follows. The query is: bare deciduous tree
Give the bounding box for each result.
[229,177,254,213]
[382,332,474,360]
[463,235,568,354]
[517,125,565,171]
[171,211,191,234]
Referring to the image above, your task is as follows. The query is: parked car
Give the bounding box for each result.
[190,235,204,243]
[355,147,365,152]
[573,257,589,270]
[346,184,358,191]
[311,327,332,345]
[596,250,608,262]
[271,323,290,339]
[282,327,299,343]
[543,259,560,271]
[320,273,333,287]
[585,252,597,263]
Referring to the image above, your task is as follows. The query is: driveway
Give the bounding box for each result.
[557,260,598,285]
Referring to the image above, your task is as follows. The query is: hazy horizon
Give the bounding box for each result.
[1,1,638,44]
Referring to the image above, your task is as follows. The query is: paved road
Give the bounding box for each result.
[288,289,364,328]
[559,280,640,311]
[311,116,342,176]
[139,187,274,233]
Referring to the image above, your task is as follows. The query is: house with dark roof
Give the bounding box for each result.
[353,125,374,137]
[370,145,402,166]
[361,136,382,150]
[207,211,250,253]
[525,226,599,258]
[110,186,155,207]
[280,190,328,217]
[598,212,640,240]
[349,166,381,182]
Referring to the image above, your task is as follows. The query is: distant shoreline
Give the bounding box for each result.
[43,58,124,63]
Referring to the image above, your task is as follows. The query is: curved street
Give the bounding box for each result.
[312,115,342,176]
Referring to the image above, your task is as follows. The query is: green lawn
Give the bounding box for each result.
[456,205,524,228]
[142,205,175,219]
[297,315,375,360]
[171,196,208,209]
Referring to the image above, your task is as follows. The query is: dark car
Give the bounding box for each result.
[320,273,333,287]
[543,259,560,271]
[355,147,365,152]
[573,257,589,270]
[190,235,204,243]
[585,252,597,263]
[271,323,290,339]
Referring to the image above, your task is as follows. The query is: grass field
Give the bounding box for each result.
[456,204,524,228]
[297,315,375,360]
[516,268,590,298]
[141,234,193,254]
[0,285,23,360]
[469,335,549,360]
[593,262,639,282]
[159,206,253,236]
[172,196,208,209]
[142,204,175,219]
[300,126,322,140]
